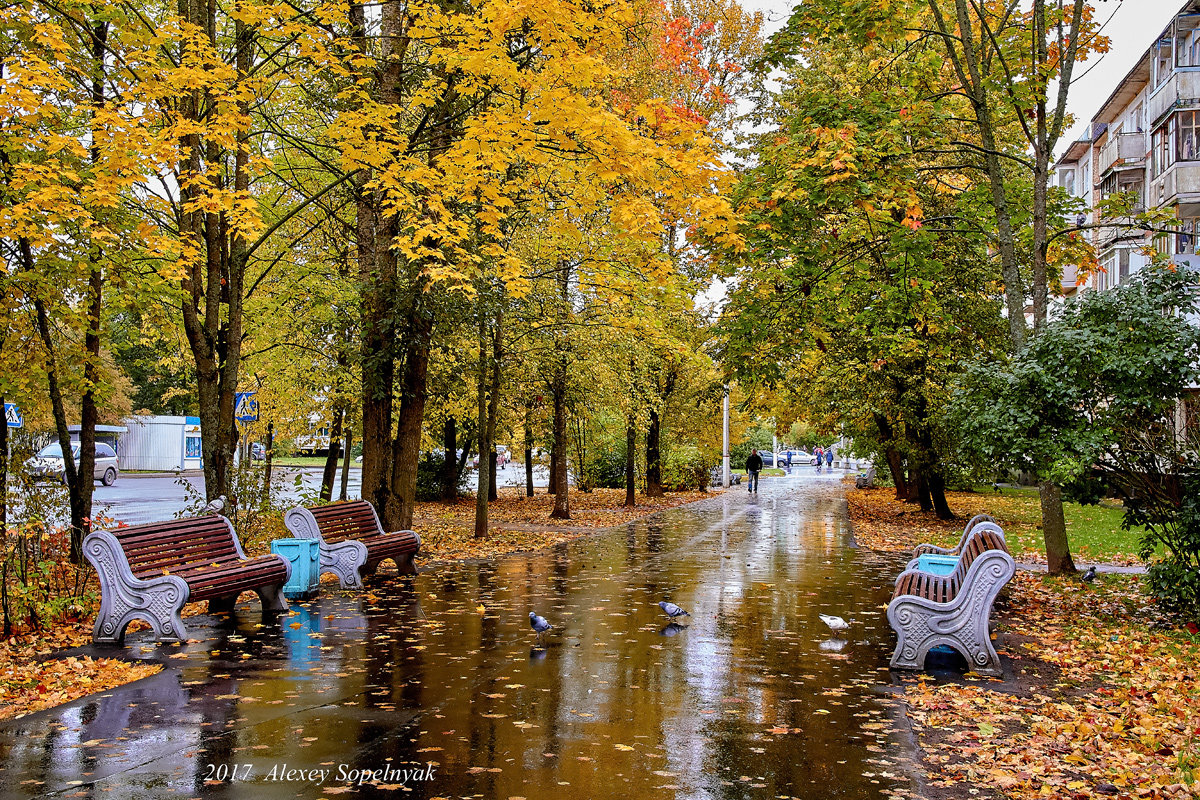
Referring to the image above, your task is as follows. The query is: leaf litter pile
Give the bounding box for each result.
[0,488,714,723]
[0,628,160,723]
[413,487,713,561]
[898,573,1200,798]
[845,484,1140,565]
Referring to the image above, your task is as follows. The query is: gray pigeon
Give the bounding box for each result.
[529,612,552,641]
[203,495,227,515]
[1081,565,1097,583]
[658,601,690,620]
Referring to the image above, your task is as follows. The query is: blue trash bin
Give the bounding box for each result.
[916,554,959,576]
[271,538,321,599]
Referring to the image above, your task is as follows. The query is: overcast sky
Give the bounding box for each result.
[739,0,1190,156]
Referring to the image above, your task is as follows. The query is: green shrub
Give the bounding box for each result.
[662,445,711,491]
[415,452,468,501]
[585,447,627,490]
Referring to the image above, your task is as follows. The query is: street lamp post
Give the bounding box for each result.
[722,385,730,488]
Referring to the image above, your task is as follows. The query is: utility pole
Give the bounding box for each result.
[722,385,730,488]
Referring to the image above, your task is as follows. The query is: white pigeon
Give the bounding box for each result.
[819,614,850,634]
[203,495,227,515]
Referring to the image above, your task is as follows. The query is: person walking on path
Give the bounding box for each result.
[746,449,763,493]
[825,447,834,470]
[814,446,823,473]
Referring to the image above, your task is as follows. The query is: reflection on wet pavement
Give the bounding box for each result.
[0,476,918,799]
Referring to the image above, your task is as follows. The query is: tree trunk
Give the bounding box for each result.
[914,468,933,512]
[486,311,502,503]
[0,393,7,637]
[358,187,395,519]
[624,413,636,507]
[474,314,490,538]
[646,409,664,497]
[929,471,955,520]
[388,307,433,530]
[524,406,534,498]
[320,404,345,502]
[263,421,274,502]
[548,445,558,495]
[442,416,457,501]
[1040,481,1076,574]
[1,393,7,542]
[550,378,570,519]
[33,293,84,562]
[339,428,352,501]
[74,18,108,545]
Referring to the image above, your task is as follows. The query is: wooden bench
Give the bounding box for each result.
[283,501,421,588]
[888,528,1015,677]
[906,514,1003,571]
[84,514,290,644]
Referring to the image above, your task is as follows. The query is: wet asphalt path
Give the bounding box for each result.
[0,471,918,799]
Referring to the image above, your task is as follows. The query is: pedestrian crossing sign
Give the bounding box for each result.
[4,403,22,429]
[234,392,258,422]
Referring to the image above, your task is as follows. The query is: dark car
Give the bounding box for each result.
[757,451,779,467]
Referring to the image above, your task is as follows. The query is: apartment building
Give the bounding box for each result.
[1054,1,1200,294]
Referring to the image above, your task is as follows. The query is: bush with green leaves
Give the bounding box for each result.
[954,263,1200,616]
[414,452,468,501]
[584,446,627,490]
[662,445,712,491]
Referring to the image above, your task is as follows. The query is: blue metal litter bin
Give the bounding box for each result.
[916,554,959,576]
[271,538,321,599]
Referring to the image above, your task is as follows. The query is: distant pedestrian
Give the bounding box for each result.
[814,446,823,472]
[746,449,763,493]
[825,447,834,469]
[786,450,793,467]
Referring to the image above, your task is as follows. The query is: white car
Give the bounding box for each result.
[27,442,120,485]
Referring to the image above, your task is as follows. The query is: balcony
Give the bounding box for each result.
[1098,132,1148,174]
[1149,69,1200,125]
[1151,162,1200,213]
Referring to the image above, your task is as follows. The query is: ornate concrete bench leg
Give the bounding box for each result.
[888,550,1014,678]
[325,540,368,589]
[85,532,190,644]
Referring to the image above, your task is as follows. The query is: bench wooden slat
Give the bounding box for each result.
[284,501,420,588]
[84,513,290,645]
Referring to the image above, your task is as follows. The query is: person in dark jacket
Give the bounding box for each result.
[746,449,763,493]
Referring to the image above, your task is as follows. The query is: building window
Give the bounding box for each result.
[185,436,202,459]
[1179,111,1200,161]
[1154,35,1175,88]
[1179,219,1200,255]
[1154,118,1177,176]
[1120,249,1131,282]
[1176,23,1200,67]
[1060,168,1075,196]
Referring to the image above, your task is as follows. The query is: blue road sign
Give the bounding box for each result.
[4,403,22,429]
[234,392,259,422]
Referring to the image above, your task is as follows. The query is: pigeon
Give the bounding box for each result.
[1081,565,1097,583]
[658,601,690,620]
[202,495,227,515]
[529,612,553,641]
[819,614,850,633]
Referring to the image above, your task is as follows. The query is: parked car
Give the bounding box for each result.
[757,450,779,467]
[27,442,119,485]
[250,442,266,460]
